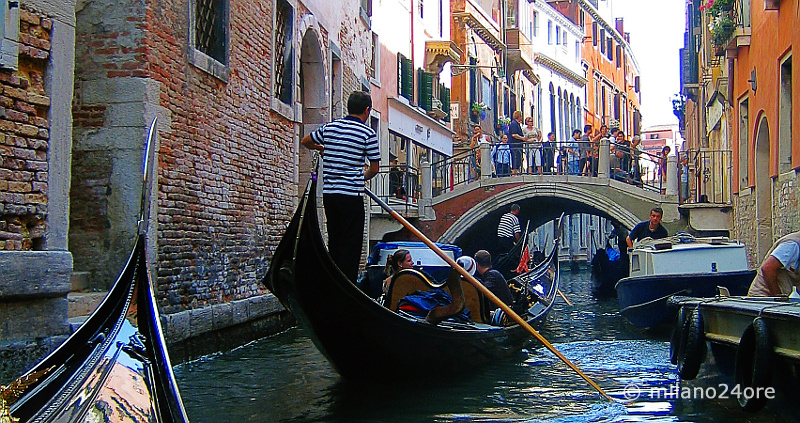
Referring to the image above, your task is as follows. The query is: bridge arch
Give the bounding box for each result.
[437,182,644,245]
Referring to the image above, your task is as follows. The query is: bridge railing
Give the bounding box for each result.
[427,139,676,196]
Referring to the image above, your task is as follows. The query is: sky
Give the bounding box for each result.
[609,0,686,128]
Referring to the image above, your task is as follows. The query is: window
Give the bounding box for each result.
[194,0,227,64]
[533,12,539,37]
[779,56,792,173]
[556,25,560,45]
[369,32,379,81]
[738,98,749,188]
[360,0,372,24]
[274,0,293,104]
[592,22,597,46]
[616,45,622,68]
[547,21,552,44]
[562,30,567,48]
[599,29,605,53]
[190,0,229,80]
[419,0,423,18]
[398,53,413,101]
[607,37,613,61]
[417,69,434,111]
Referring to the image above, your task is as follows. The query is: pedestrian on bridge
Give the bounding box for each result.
[492,134,512,177]
[497,204,521,257]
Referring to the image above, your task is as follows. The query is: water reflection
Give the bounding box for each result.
[174,269,796,422]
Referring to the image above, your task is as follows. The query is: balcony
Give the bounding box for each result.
[724,27,751,59]
[424,40,462,74]
[505,28,536,77]
[452,0,505,53]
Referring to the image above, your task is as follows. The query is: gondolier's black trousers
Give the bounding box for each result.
[323,193,365,283]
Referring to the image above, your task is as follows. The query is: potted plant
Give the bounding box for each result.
[497,116,511,132]
[710,14,735,51]
[471,102,488,120]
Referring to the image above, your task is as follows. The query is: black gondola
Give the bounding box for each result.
[3,120,189,423]
[265,178,562,381]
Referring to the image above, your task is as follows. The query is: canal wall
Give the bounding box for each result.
[0,2,76,385]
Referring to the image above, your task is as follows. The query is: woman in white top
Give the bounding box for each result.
[522,117,542,174]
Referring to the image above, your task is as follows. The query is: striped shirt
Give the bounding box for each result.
[497,212,520,239]
[310,116,381,196]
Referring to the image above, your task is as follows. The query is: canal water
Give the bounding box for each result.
[173,269,797,422]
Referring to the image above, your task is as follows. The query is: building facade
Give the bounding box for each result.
[0,0,76,382]
[680,0,798,263]
[69,0,372,345]
[549,0,642,137]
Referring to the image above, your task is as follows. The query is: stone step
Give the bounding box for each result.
[67,291,108,319]
[70,271,91,292]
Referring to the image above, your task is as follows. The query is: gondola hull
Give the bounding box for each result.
[3,119,188,423]
[266,181,560,380]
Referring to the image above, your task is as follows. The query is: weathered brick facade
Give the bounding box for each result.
[0,9,52,251]
[733,175,800,268]
[71,0,371,320]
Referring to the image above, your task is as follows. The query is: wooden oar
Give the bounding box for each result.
[557,289,574,306]
[364,188,614,402]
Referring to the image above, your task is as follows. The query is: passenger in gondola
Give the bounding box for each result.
[474,250,513,305]
[382,249,414,295]
[474,250,514,326]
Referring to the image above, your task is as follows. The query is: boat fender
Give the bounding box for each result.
[676,308,705,380]
[734,317,772,412]
[669,306,687,365]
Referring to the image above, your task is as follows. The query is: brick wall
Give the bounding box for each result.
[0,9,52,251]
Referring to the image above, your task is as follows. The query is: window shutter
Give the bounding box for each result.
[440,84,451,121]
[397,53,404,96]
[418,70,433,111]
[401,56,413,101]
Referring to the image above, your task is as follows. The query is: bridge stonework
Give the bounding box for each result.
[419,176,680,245]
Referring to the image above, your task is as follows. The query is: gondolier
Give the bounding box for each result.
[301,91,381,283]
[497,204,521,256]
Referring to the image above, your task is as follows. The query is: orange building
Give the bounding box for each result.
[726,0,799,261]
[548,0,642,136]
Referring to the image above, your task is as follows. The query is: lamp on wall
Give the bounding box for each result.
[747,68,757,92]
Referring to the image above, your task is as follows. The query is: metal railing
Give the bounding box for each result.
[683,149,732,204]
[368,164,420,215]
[430,139,670,194]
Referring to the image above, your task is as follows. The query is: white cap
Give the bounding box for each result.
[456,256,477,276]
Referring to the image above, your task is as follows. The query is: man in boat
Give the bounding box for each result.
[496,204,521,258]
[474,250,513,306]
[747,231,800,297]
[300,91,381,282]
[625,207,668,248]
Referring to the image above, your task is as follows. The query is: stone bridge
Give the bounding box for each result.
[370,141,684,254]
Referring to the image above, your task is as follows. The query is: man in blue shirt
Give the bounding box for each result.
[626,207,669,248]
[301,91,381,282]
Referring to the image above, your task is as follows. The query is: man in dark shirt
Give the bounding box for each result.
[474,249,513,305]
[508,111,525,174]
[626,207,669,248]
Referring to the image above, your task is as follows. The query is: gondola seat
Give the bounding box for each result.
[385,269,489,323]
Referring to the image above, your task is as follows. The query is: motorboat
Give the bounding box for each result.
[615,234,755,328]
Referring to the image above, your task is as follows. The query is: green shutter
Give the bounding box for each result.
[417,70,433,111]
[440,85,451,121]
[401,56,413,101]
